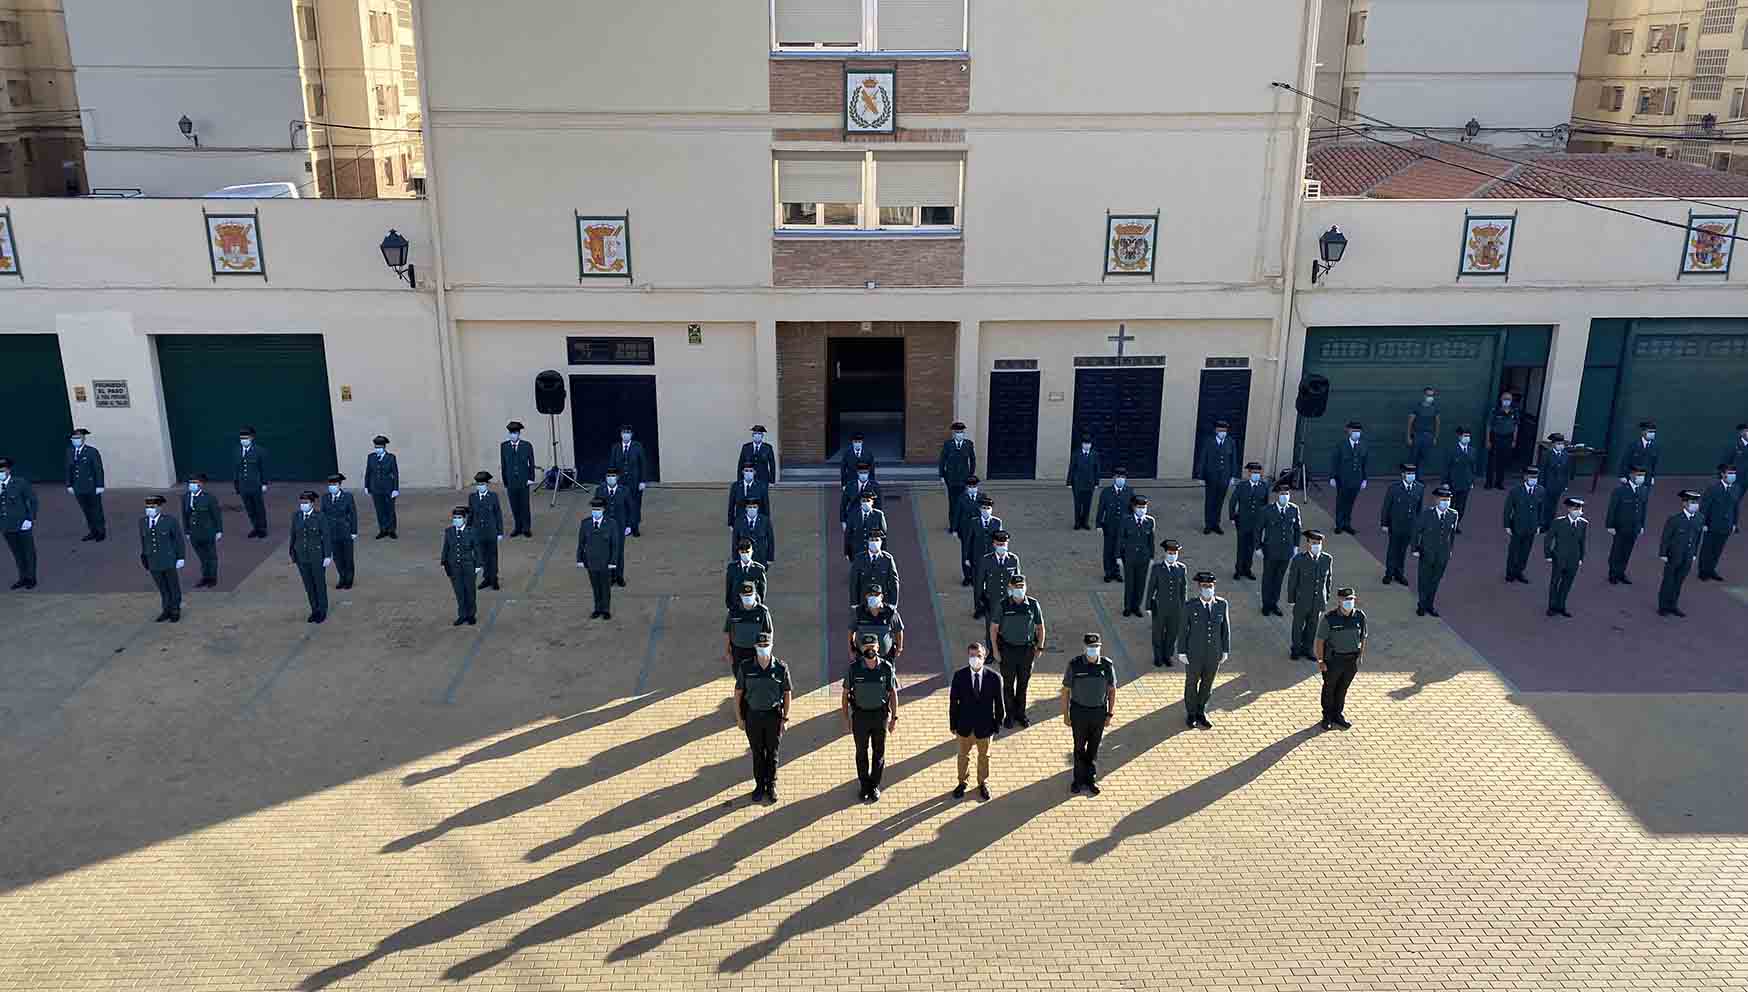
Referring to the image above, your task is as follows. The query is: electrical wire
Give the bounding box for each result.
[1309,113,1748,244]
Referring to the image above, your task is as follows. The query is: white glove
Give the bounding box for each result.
[1255,548,1263,557]
[322,557,333,567]
[352,534,359,541]
[527,480,537,488]
[1220,652,1229,663]
[96,487,105,495]
[1176,654,1188,665]
[1413,550,1421,558]
[638,482,646,491]
[1607,528,1616,536]
[66,487,73,494]
[475,566,484,574]
[19,520,31,531]
[215,533,223,541]
[575,561,585,568]
[175,559,185,569]
[1360,480,1369,490]
[391,490,399,498]
[623,527,631,536]
[497,534,504,542]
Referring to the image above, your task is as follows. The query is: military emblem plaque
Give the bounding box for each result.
[1103,211,1160,281]
[844,69,897,136]
[1679,211,1738,278]
[575,211,633,281]
[204,208,267,280]
[1457,212,1516,281]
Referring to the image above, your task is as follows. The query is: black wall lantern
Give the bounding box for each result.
[1311,225,1346,285]
[1463,117,1481,141]
[178,115,199,148]
[380,229,416,288]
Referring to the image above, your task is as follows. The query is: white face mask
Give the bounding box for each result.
[1276,494,1290,506]
[1728,474,1739,485]
[452,517,465,528]
[1568,511,1582,522]
[621,433,632,443]
[738,551,751,563]
[1114,478,1126,487]
[1342,598,1356,610]
[755,646,772,659]
[993,544,1008,555]
[867,540,881,552]
[606,477,618,487]
[741,595,757,608]
[1081,443,1091,453]
[746,509,757,520]
[1308,543,1322,555]
[1199,587,1216,600]
[1687,502,1701,513]
[145,507,159,519]
[188,483,201,494]
[375,447,386,455]
[852,442,862,450]
[1645,432,1655,442]
[858,473,869,483]
[1084,646,1100,659]
[866,596,881,609]
[980,509,992,519]
[508,433,520,442]
[299,503,312,514]
[1215,431,1226,441]
[1501,398,1512,408]
[1349,432,1361,442]
[1438,499,1451,511]
[968,654,984,670]
[966,486,978,497]
[476,485,488,495]
[1526,479,1536,488]
[71,439,83,448]
[861,501,874,512]
[240,439,252,448]
[1011,586,1027,598]
[1459,436,1471,446]
[751,433,764,443]
[591,510,603,522]
[954,432,966,442]
[743,471,754,482]
[328,484,341,495]
[1403,473,1416,484]
[1631,476,1645,486]
[0,472,9,483]
[1424,395,1436,405]
[1250,473,1262,483]
[1165,553,1179,564]
[1554,444,1565,454]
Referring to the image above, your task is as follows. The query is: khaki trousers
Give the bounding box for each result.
[956,733,991,785]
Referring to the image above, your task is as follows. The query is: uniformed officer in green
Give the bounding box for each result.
[735,631,791,805]
[1544,496,1587,618]
[844,487,887,562]
[0,457,39,590]
[440,504,483,625]
[288,489,333,623]
[138,494,186,622]
[1411,484,1459,617]
[468,471,505,590]
[575,496,621,619]
[1096,468,1140,582]
[1228,461,1269,580]
[1315,588,1366,730]
[1177,571,1230,730]
[849,526,899,607]
[1697,462,1739,582]
[1285,529,1332,660]
[500,421,538,538]
[1484,390,1520,489]
[725,537,767,611]
[848,582,905,666]
[1502,466,1546,584]
[1330,421,1369,534]
[66,428,106,542]
[1258,481,1302,616]
[364,434,399,539]
[1605,465,1650,584]
[938,421,976,532]
[977,530,1022,622]
[1118,493,1156,616]
[1066,432,1100,530]
[842,635,900,802]
[1657,490,1704,617]
[989,573,1046,728]
[321,473,359,591]
[181,473,223,588]
[1143,539,1187,667]
[730,496,775,568]
[1444,427,1479,526]
[1062,632,1117,796]
[722,580,775,675]
[1378,462,1424,585]
[1406,385,1441,476]
[235,427,270,538]
[961,494,1002,590]
[1537,433,1575,531]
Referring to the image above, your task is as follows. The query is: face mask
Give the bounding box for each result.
[1199,587,1215,600]
[743,472,754,482]
[1687,502,1701,513]
[966,486,978,497]
[1501,398,1512,408]
[71,439,83,448]
[1084,646,1100,659]
[1165,553,1179,564]
[452,517,465,528]
[867,540,881,552]
[0,472,9,483]
[1081,444,1091,453]
[1308,543,1322,555]
[1342,598,1356,610]
[1424,395,1436,404]
[755,646,771,659]
[861,501,874,511]
[1438,499,1451,511]
[606,477,618,487]
[145,507,159,519]
[741,595,757,607]
[1554,444,1565,454]
[852,442,862,450]
[1459,436,1471,446]
[968,655,984,670]
[240,439,252,448]
[1135,509,1146,519]
[1728,474,1739,485]
[866,596,881,609]
[1645,432,1656,442]
[591,510,603,522]
[476,485,488,495]
[1215,431,1227,441]
[1349,432,1361,442]
[375,447,386,455]
[752,433,765,443]
[746,509,757,519]
[1277,494,1290,506]
[1403,474,1416,484]
[1526,479,1537,488]
[993,544,1008,554]
[858,473,869,482]
[980,509,992,519]
[1631,476,1645,486]
[1568,511,1582,521]
[1012,585,1027,598]
[1114,478,1126,487]
[508,433,520,442]
[1250,473,1262,483]
[954,432,966,441]
[188,483,201,494]
[323,485,338,496]
[620,433,632,443]
[738,552,751,563]
[299,503,312,513]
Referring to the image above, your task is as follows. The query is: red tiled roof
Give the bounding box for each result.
[1306,140,1748,200]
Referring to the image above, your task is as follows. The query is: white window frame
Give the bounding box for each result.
[1732,87,1746,119]
[1609,29,1634,54]
[770,0,970,54]
[774,150,964,235]
[1712,150,1732,172]
[1346,10,1367,45]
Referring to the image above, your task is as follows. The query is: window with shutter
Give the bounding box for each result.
[774,0,861,48]
[876,0,963,51]
[777,153,864,227]
[873,153,960,227]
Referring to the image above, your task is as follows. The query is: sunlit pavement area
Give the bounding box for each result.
[2,482,1745,991]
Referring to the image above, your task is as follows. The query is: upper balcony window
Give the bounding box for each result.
[775,151,963,234]
[773,0,967,54]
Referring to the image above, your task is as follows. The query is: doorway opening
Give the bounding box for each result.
[827,337,905,461]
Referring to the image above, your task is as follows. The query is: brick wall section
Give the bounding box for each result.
[770,58,969,114]
[772,127,965,143]
[776,321,957,463]
[772,238,963,288]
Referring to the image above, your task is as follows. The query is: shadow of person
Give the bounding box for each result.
[1221,655,1315,712]
[400,692,668,787]
[438,737,962,983]
[1387,662,1460,701]
[1071,725,1322,864]
[524,708,847,863]
[712,694,1208,974]
[380,699,734,854]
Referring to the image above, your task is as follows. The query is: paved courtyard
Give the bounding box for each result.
[2,481,1745,991]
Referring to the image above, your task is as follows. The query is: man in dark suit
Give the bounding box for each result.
[725,537,767,611]
[938,421,976,532]
[597,469,634,583]
[363,434,399,539]
[1658,490,1704,617]
[1196,419,1240,535]
[1617,420,1659,488]
[1096,468,1139,582]
[500,421,537,538]
[1177,572,1230,730]
[607,424,648,536]
[728,462,771,530]
[731,496,775,568]
[576,495,622,619]
[1444,427,1480,526]
[1544,496,1587,618]
[1605,466,1650,584]
[1725,423,1748,512]
[1411,485,1460,617]
[737,425,777,486]
[182,473,223,588]
[321,472,360,590]
[949,643,1005,800]
[961,495,1002,594]
[840,432,874,487]
[234,426,269,538]
[1228,461,1270,581]
[65,428,106,541]
[1537,433,1575,531]
[1118,493,1157,616]
[138,494,186,622]
[468,471,505,590]
[1502,466,1546,583]
[288,489,333,623]
[1329,421,1368,534]
[1065,433,1100,530]
[0,457,38,589]
[1697,463,1739,582]
[845,489,888,563]
[1377,462,1424,585]
[441,505,483,625]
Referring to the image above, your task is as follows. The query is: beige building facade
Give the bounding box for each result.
[0,0,84,197]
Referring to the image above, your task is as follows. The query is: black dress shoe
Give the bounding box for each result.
[1671,608,1687,618]
[21,580,34,589]
[1619,576,1632,585]
[1381,575,1393,585]
[1186,715,1197,728]
[479,578,491,589]
[1332,717,1352,729]
[80,534,95,542]
[308,613,319,623]
[1427,608,1440,617]
[1162,657,1174,667]
[1416,607,1425,616]
[465,616,477,625]
[1003,716,1015,729]
[867,787,880,802]
[1233,572,1244,581]
[1069,781,1083,794]
[1214,527,1226,535]
[1560,609,1573,618]
[1154,658,1167,667]
[600,612,610,620]
[1607,577,1619,585]
[155,612,170,623]
[312,612,326,624]
[952,782,967,799]
[1657,608,1671,616]
[1321,720,1335,731]
[1196,716,1213,729]
[388,532,398,539]
[1085,782,1101,796]
[168,612,180,623]
[1546,608,1556,617]
[1017,714,1030,728]
[765,788,778,804]
[1289,651,1301,660]
[589,611,602,619]
[977,784,990,801]
[1712,574,1727,583]
[454,618,467,626]
[630,529,640,538]
[1202,528,1213,536]
[9,580,25,590]
[374,532,386,540]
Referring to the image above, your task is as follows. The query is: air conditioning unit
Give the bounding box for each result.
[1302,178,1323,199]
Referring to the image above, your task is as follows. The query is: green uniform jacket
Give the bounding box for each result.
[66,445,104,493]
[724,558,768,611]
[441,524,482,572]
[1701,480,1739,533]
[979,550,1023,615]
[1196,437,1240,483]
[1228,479,1270,529]
[1605,481,1649,534]
[1330,440,1368,488]
[839,479,883,522]
[234,444,267,493]
[1444,442,1480,491]
[182,489,223,541]
[1503,482,1546,536]
[1178,596,1231,663]
[1143,559,1188,622]
[938,439,976,487]
[287,510,332,564]
[607,441,647,488]
[1285,551,1332,612]
[731,512,776,563]
[846,506,889,553]
[1378,479,1424,532]
[576,516,623,571]
[0,474,38,531]
[727,479,770,527]
[598,485,634,530]
[1617,439,1659,480]
[1066,449,1100,490]
[1412,506,1459,560]
[139,515,185,570]
[500,439,538,487]
[1659,510,1702,563]
[1116,512,1156,561]
[1544,515,1587,567]
[467,489,504,538]
[322,489,359,541]
[1259,502,1302,560]
[363,450,399,494]
[1096,484,1140,531]
[849,549,900,606]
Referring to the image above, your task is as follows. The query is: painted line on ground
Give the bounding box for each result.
[905,484,955,681]
[635,594,673,695]
[242,630,316,718]
[1087,589,1139,685]
[817,488,832,687]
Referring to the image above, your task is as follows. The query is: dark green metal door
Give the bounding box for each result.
[1301,327,1502,477]
[1613,320,1748,475]
[0,334,74,483]
[156,334,338,483]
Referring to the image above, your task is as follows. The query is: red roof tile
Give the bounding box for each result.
[1306,140,1748,200]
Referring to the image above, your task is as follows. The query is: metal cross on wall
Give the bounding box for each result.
[1108,323,1135,358]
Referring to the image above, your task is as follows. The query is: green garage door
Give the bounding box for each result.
[1302,327,1502,477]
[0,334,75,483]
[156,334,339,483]
[1614,320,1748,475]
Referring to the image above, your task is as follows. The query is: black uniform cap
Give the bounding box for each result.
[1245,461,1263,470]
[327,473,346,484]
[1345,420,1363,430]
[742,497,761,507]
[1113,466,1129,475]
[1302,529,1324,540]
[990,529,1011,541]
[737,462,754,471]
[588,496,606,508]
[1273,481,1292,492]
[1679,489,1702,500]
[859,488,876,499]
[1007,573,1026,586]
[1161,538,1181,550]
[1547,432,1566,443]
[976,496,994,507]
[618,423,633,432]
[865,583,883,594]
[950,422,966,431]
[143,494,165,506]
[1639,420,1656,430]
[739,581,757,593]
[239,426,257,437]
[70,428,91,437]
[1083,632,1101,646]
[473,471,492,483]
[1430,485,1451,497]
[373,434,390,445]
[850,432,865,441]
[1400,462,1418,472]
[856,461,872,470]
[964,475,980,486]
[1523,466,1540,476]
[1564,496,1584,507]
[1214,420,1230,429]
[749,424,768,433]
[453,505,472,516]
[187,472,208,483]
[754,631,773,646]
[1079,431,1092,440]
[1130,494,1149,505]
[1721,463,1734,474]
[1336,586,1356,598]
[1193,570,1218,583]
[1455,426,1471,435]
[735,537,753,550]
[505,421,524,432]
[1737,423,1748,431]
[298,489,319,501]
[866,527,884,537]
[0,457,11,469]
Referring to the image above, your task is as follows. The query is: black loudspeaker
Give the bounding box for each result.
[534,370,566,415]
[1295,373,1330,418]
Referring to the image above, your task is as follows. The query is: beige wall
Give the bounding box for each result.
[0,197,449,488]
[455,322,760,484]
[420,0,769,112]
[977,319,1276,480]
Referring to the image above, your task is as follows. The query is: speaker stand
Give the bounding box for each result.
[1293,413,1323,501]
[546,412,583,508]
